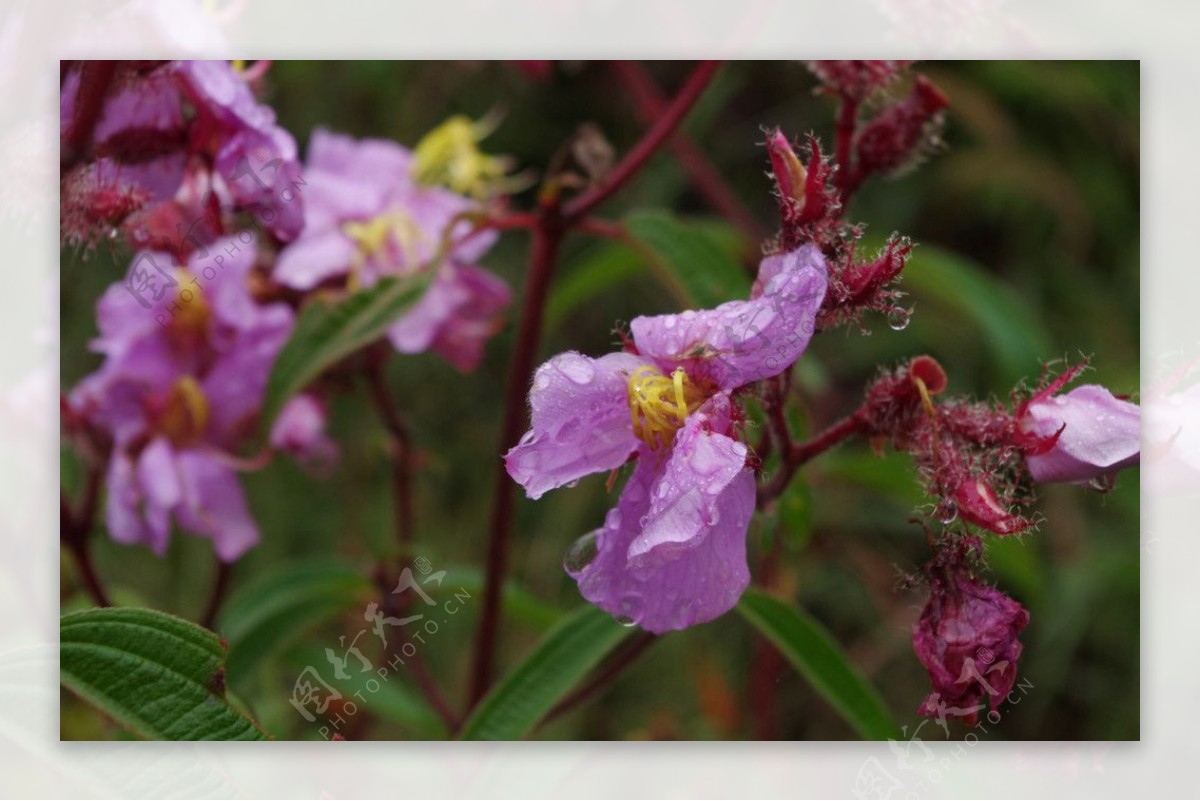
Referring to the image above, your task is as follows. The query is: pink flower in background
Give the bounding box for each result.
[70,235,327,561]
[1019,384,1140,486]
[270,394,339,474]
[273,129,511,371]
[913,564,1029,724]
[60,60,303,247]
[506,245,826,632]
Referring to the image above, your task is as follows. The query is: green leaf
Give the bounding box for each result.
[458,605,632,740]
[217,560,372,683]
[544,242,643,332]
[737,589,900,740]
[904,244,1052,385]
[60,607,267,740]
[260,274,431,430]
[625,210,751,309]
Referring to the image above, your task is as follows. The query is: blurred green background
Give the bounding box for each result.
[61,61,1139,740]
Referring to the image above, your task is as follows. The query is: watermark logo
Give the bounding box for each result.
[288,559,470,738]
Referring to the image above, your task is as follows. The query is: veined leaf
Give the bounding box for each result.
[737,589,901,740]
[61,607,267,740]
[261,274,431,430]
[458,605,632,740]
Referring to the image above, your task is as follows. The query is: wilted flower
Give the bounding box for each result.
[69,235,319,560]
[274,129,511,371]
[913,558,1029,725]
[270,394,339,474]
[506,245,827,632]
[1019,383,1140,486]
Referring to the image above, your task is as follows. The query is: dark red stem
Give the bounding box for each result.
[365,359,415,555]
[61,456,110,608]
[61,61,118,171]
[563,61,722,223]
[758,407,867,504]
[200,559,232,629]
[833,96,861,203]
[610,60,764,243]
[541,632,658,726]
[468,59,720,708]
[468,199,565,705]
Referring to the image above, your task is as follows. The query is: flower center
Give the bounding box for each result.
[166,270,210,348]
[627,365,706,450]
[342,209,426,285]
[157,375,209,446]
[411,113,510,199]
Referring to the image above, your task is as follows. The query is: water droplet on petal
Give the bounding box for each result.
[934,499,958,524]
[615,593,643,627]
[535,373,551,391]
[563,531,599,573]
[662,315,677,329]
[1088,474,1115,493]
[886,307,912,331]
[557,354,595,385]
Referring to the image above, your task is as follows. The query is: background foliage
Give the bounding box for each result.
[61,61,1139,740]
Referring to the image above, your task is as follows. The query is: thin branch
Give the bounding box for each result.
[364,358,415,553]
[758,407,867,504]
[541,632,658,727]
[563,61,723,222]
[833,96,862,203]
[610,60,765,243]
[61,61,117,171]
[468,198,565,705]
[200,559,233,629]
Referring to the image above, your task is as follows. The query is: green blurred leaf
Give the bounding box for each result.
[439,567,566,633]
[544,243,643,332]
[261,274,431,430]
[737,589,901,740]
[459,605,632,740]
[60,607,267,740]
[625,210,751,309]
[218,560,372,682]
[905,244,1052,385]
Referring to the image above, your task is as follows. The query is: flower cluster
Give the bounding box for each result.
[60,60,304,253]
[64,62,515,563]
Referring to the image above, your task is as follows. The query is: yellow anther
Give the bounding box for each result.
[411,112,519,199]
[342,209,426,285]
[627,366,705,450]
[167,269,210,343]
[159,375,209,445]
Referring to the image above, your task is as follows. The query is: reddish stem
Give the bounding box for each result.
[610,61,765,243]
[365,359,459,731]
[61,456,110,608]
[468,59,721,708]
[200,559,232,629]
[563,61,722,222]
[62,61,118,170]
[758,407,867,504]
[541,632,658,726]
[468,199,565,706]
[833,96,861,203]
[365,360,415,554]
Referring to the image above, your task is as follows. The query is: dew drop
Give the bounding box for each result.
[558,354,595,385]
[886,307,912,331]
[534,373,551,391]
[107,228,119,240]
[563,531,599,573]
[615,593,643,627]
[934,499,958,524]
[662,315,677,329]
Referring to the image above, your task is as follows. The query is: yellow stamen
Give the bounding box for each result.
[168,269,209,344]
[627,366,706,450]
[342,209,426,287]
[159,375,209,445]
[411,112,524,199]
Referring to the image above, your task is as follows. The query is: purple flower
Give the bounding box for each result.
[274,129,511,371]
[60,61,303,245]
[270,394,339,474]
[70,235,303,561]
[1020,384,1140,485]
[506,245,827,632]
[912,571,1029,725]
